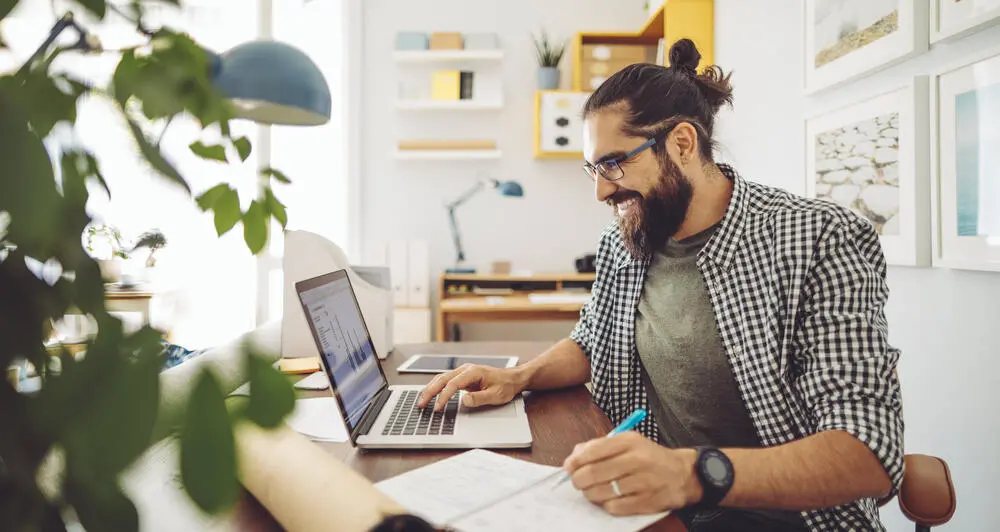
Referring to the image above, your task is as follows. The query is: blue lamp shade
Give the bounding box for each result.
[497,180,524,197]
[210,41,331,126]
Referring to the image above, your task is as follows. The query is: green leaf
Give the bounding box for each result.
[195,183,229,211]
[242,200,267,254]
[126,118,191,193]
[65,480,137,532]
[245,350,295,428]
[180,370,239,514]
[189,141,227,162]
[233,136,251,162]
[261,167,291,184]
[264,188,287,229]
[111,50,140,105]
[20,70,80,138]
[1,0,16,22]
[84,153,111,198]
[76,0,107,18]
[212,187,241,236]
[0,85,60,256]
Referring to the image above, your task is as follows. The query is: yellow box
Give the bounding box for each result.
[431,70,461,100]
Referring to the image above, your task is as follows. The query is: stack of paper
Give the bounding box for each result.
[374,449,668,532]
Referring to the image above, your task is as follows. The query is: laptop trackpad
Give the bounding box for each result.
[461,401,518,419]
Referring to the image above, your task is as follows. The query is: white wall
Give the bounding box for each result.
[715,1,1000,530]
[359,0,647,340]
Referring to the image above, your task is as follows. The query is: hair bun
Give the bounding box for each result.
[668,38,701,74]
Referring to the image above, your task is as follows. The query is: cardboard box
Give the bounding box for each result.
[431,70,461,100]
[464,32,498,50]
[429,32,463,50]
[581,44,653,62]
[398,139,497,150]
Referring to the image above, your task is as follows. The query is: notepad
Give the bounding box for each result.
[374,449,668,532]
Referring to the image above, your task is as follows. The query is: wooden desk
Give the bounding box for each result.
[437,273,594,341]
[234,341,684,531]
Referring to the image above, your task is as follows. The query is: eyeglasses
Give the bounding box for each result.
[583,136,658,182]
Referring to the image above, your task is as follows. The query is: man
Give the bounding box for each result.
[417,39,903,531]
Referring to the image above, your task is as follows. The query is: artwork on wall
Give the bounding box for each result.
[534,90,591,159]
[931,47,1000,272]
[805,77,931,266]
[804,0,928,94]
[930,0,1000,43]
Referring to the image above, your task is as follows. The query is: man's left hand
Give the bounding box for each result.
[563,431,704,516]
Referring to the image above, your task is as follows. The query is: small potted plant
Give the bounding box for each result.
[84,223,130,283]
[132,229,168,268]
[532,28,566,90]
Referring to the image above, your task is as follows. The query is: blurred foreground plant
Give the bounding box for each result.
[0,1,296,530]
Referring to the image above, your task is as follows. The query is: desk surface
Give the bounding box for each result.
[235,342,683,531]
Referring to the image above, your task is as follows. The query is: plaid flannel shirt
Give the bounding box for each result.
[570,164,904,531]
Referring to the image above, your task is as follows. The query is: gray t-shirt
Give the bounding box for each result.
[635,223,806,529]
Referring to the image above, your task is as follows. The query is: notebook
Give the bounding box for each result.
[374,449,669,532]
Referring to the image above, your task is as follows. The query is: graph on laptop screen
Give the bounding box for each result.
[299,275,386,429]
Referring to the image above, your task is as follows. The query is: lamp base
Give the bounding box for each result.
[445,267,477,274]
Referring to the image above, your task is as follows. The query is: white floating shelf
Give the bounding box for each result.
[395,99,504,110]
[393,50,504,62]
[394,150,502,161]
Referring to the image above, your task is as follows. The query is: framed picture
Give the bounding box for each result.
[930,0,1000,43]
[804,0,928,94]
[805,78,931,266]
[534,90,591,159]
[931,46,1000,272]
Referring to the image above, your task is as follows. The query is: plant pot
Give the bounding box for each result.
[97,259,122,283]
[537,67,560,90]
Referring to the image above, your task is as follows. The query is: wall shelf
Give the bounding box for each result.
[394,149,502,161]
[393,50,504,63]
[395,99,504,110]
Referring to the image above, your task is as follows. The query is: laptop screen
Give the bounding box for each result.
[296,271,387,432]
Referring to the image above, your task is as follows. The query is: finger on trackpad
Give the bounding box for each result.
[461,401,517,418]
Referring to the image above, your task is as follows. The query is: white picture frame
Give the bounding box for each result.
[804,0,928,94]
[930,45,1000,272]
[930,0,1000,44]
[805,77,931,266]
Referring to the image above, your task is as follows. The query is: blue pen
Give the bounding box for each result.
[551,408,648,489]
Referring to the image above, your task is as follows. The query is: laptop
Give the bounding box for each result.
[294,269,533,450]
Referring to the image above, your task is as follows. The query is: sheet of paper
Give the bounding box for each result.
[285,397,348,442]
[120,437,234,532]
[293,371,329,390]
[451,469,669,532]
[374,449,556,525]
[374,449,669,532]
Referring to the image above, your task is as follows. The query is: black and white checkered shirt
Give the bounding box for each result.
[570,164,904,531]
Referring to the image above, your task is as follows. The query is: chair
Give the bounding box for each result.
[880,454,956,531]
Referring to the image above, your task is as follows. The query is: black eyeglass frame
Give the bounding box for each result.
[582,125,676,182]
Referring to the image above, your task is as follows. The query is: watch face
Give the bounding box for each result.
[704,454,731,486]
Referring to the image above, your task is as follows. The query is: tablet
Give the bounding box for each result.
[396,354,519,374]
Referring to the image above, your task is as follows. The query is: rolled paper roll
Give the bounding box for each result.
[232,417,410,532]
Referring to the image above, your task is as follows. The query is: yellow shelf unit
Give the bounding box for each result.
[534,90,592,160]
[572,0,715,91]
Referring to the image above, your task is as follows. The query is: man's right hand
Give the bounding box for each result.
[416,364,526,412]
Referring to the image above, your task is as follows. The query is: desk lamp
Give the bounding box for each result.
[446,177,524,274]
[18,12,332,126]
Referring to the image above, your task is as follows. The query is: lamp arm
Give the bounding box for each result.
[447,205,465,266]
[16,13,97,77]
[445,179,496,211]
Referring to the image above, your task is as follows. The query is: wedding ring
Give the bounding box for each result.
[610,479,622,498]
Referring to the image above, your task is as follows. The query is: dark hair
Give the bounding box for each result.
[582,38,734,162]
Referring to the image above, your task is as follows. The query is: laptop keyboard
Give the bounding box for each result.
[381,390,458,436]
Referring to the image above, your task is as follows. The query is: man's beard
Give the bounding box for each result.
[609,156,693,261]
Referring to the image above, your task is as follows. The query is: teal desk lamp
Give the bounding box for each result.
[446,177,524,274]
[19,12,331,126]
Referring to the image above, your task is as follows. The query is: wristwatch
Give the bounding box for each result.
[693,446,734,508]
